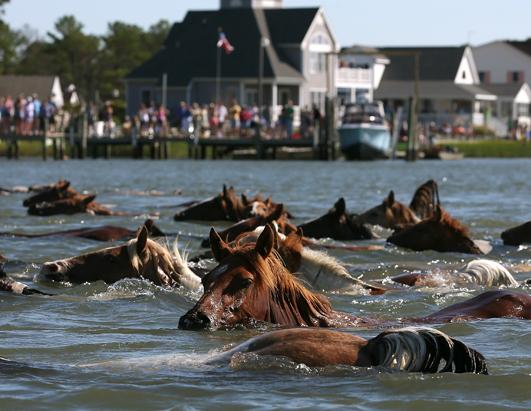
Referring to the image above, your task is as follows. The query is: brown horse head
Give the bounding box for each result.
[356,191,420,230]
[178,225,333,330]
[387,206,483,254]
[501,220,531,246]
[298,198,375,241]
[27,194,96,216]
[409,179,440,220]
[174,185,248,221]
[39,226,185,286]
[23,179,76,207]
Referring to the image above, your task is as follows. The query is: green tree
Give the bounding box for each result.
[0,0,28,74]
[46,15,101,102]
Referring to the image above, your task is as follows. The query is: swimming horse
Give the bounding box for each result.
[355,179,440,230]
[210,327,488,374]
[174,185,276,222]
[179,225,531,330]
[23,179,126,216]
[297,198,375,241]
[501,220,531,246]
[387,206,490,255]
[0,219,165,242]
[391,259,519,288]
[38,225,201,291]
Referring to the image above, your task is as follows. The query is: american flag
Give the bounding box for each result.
[217,31,235,54]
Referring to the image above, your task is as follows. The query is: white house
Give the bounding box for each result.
[473,40,531,85]
[336,45,389,104]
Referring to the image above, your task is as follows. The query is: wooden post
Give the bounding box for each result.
[69,119,75,158]
[80,114,87,159]
[52,138,58,160]
[42,119,48,161]
[406,96,417,162]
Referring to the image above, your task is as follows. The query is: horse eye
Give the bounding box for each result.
[240,278,253,288]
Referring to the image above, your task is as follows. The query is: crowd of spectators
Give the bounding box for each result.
[133,99,322,140]
[0,94,58,135]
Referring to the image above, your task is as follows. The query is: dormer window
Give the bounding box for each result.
[461,71,466,80]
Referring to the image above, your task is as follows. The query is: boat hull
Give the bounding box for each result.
[339,124,391,160]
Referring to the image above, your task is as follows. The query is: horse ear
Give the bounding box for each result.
[385,191,395,205]
[58,179,70,191]
[241,193,248,204]
[434,205,442,221]
[210,228,231,262]
[136,226,149,256]
[255,224,274,259]
[222,184,228,197]
[271,224,280,250]
[81,195,96,205]
[334,198,346,215]
[269,203,284,221]
[296,227,304,238]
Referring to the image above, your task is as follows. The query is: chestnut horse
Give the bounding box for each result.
[391,259,519,288]
[0,219,165,242]
[298,198,375,241]
[38,226,201,290]
[24,179,125,216]
[387,206,486,254]
[179,226,530,330]
[501,221,531,246]
[179,225,372,330]
[212,327,487,374]
[409,179,440,220]
[355,190,420,230]
[174,185,272,222]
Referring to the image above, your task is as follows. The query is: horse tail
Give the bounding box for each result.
[366,327,488,374]
[171,238,203,291]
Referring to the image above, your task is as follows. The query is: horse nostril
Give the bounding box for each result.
[178,312,211,330]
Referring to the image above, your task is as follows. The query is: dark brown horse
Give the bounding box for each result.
[174,185,263,222]
[212,327,487,374]
[409,179,440,220]
[179,225,371,330]
[501,221,531,246]
[298,198,375,241]
[387,206,485,254]
[22,179,76,208]
[38,226,201,290]
[0,219,165,242]
[424,290,531,321]
[355,191,420,230]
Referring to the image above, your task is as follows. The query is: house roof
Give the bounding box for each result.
[481,82,527,98]
[507,39,531,58]
[127,7,318,86]
[378,46,467,81]
[375,80,496,101]
[0,75,58,99]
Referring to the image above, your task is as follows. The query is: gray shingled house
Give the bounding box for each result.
[374,46,496,130]
[125,0,337,119]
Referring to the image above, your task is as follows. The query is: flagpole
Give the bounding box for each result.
[216,45,221,104]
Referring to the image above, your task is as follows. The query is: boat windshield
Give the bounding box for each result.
[342,104,384,125]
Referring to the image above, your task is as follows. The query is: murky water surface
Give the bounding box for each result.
[1,159,530,410]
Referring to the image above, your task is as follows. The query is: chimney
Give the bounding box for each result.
[220,0,283,9]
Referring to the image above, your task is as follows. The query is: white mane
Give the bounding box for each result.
[126,237,202,291]
[299,247,371,293]
[458,259,518,287]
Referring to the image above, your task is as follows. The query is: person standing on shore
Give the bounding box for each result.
[282,100,294,138]
[229,99,241,137]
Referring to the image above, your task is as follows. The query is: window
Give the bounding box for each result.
[507,71,524,83]
[309,52,327,74]
[478,71,490,84]
[310,33,330,46]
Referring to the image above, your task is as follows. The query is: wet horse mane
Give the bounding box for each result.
[126,235,201,290]
[436,207,471,237]
[367,327,488,374]
[230,241,333,326]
